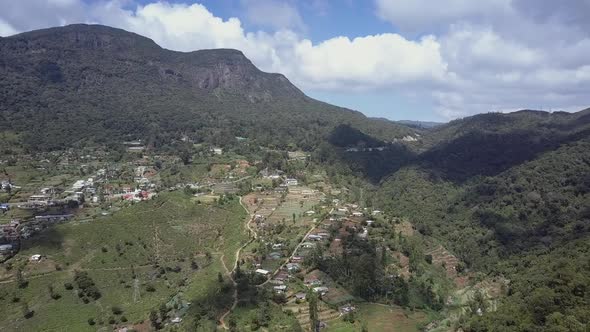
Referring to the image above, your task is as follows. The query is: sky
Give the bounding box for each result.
[1,0,589,121]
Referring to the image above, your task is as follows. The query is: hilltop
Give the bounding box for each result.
[0,24,413,151]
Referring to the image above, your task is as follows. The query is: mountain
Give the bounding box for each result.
[395,120,444,129]
[0,24,414,151]
[374,109,590,331]
[417,109,590,182]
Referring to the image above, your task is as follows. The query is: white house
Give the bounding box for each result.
[255,269,270,276]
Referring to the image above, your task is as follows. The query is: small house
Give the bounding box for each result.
[285,178,298,186]
[313,286,329,295]
[0,244,13,252]
[301,242,315,249]
[268,252,282,260]
[307,234,322,241]
[275,271,289,281]
[28,195,51,204]
[0,203,9,212]
[291,256,304,263]
[339,304,356,314]
[255,269,270,276]
[305,275,322,287]
[286,263,301,272]
[273,285,287,292]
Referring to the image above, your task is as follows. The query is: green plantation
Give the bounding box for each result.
[0,192,248,331]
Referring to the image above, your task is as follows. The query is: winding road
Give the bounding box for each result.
[218,194,319,329]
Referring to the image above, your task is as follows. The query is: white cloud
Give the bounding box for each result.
[241,0,306,31]
[294,34,448,89]
[0,0,589,119]
[0,18,18,36]
[442,25,542,69]
[375,0,511,33]
[374,0,590,118]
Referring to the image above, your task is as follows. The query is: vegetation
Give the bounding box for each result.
[1,24,589,332]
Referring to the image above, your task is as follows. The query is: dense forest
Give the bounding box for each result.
[373,112,590,331]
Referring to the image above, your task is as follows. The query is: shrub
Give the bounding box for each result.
[112,306,123,315]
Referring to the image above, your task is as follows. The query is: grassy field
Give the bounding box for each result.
[0,191,248,331]
[326,303,429,332]
[228,302,301,331]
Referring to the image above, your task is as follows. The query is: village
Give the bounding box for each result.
[0,142,506,332]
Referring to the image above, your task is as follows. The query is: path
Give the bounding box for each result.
[218,196,257,330]
[258,224,317,287]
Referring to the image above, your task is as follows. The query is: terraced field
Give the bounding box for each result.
[283,298,341,330]
[425,245,460,279]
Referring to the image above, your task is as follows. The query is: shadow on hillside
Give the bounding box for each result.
[19,227,65,252]
[327,124,417,183]
[417,128,590,184]
[337,145,416,183]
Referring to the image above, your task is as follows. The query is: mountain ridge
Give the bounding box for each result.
[0,24,414,151]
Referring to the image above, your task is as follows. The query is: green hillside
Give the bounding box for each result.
[0,192,247,331]
[374,112,590,331]
[0,24,414,152]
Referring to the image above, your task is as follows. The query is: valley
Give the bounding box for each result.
[0,24,589,332]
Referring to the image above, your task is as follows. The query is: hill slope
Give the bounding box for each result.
[374,110,590,331]
[0,24,413,151]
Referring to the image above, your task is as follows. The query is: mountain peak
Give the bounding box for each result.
[6,24,161,53]
[1,24,305,102]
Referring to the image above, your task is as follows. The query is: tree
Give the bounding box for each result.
[149,310,161,329]
[48,285,61,300]
[217,272,223,283]
[308,290,319,332]
[228,316,237,331]
[21,302,34,319]
[381,246,387,266]
[111,306,124,315]
[16,269,28,289]
[235,261,242,279]
[159,303,168,321]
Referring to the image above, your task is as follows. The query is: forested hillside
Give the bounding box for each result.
[374,110,590,331]
[0,24,413,152]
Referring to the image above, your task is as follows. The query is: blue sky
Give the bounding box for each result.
[1,0,589,121]
[191,0,398,43]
